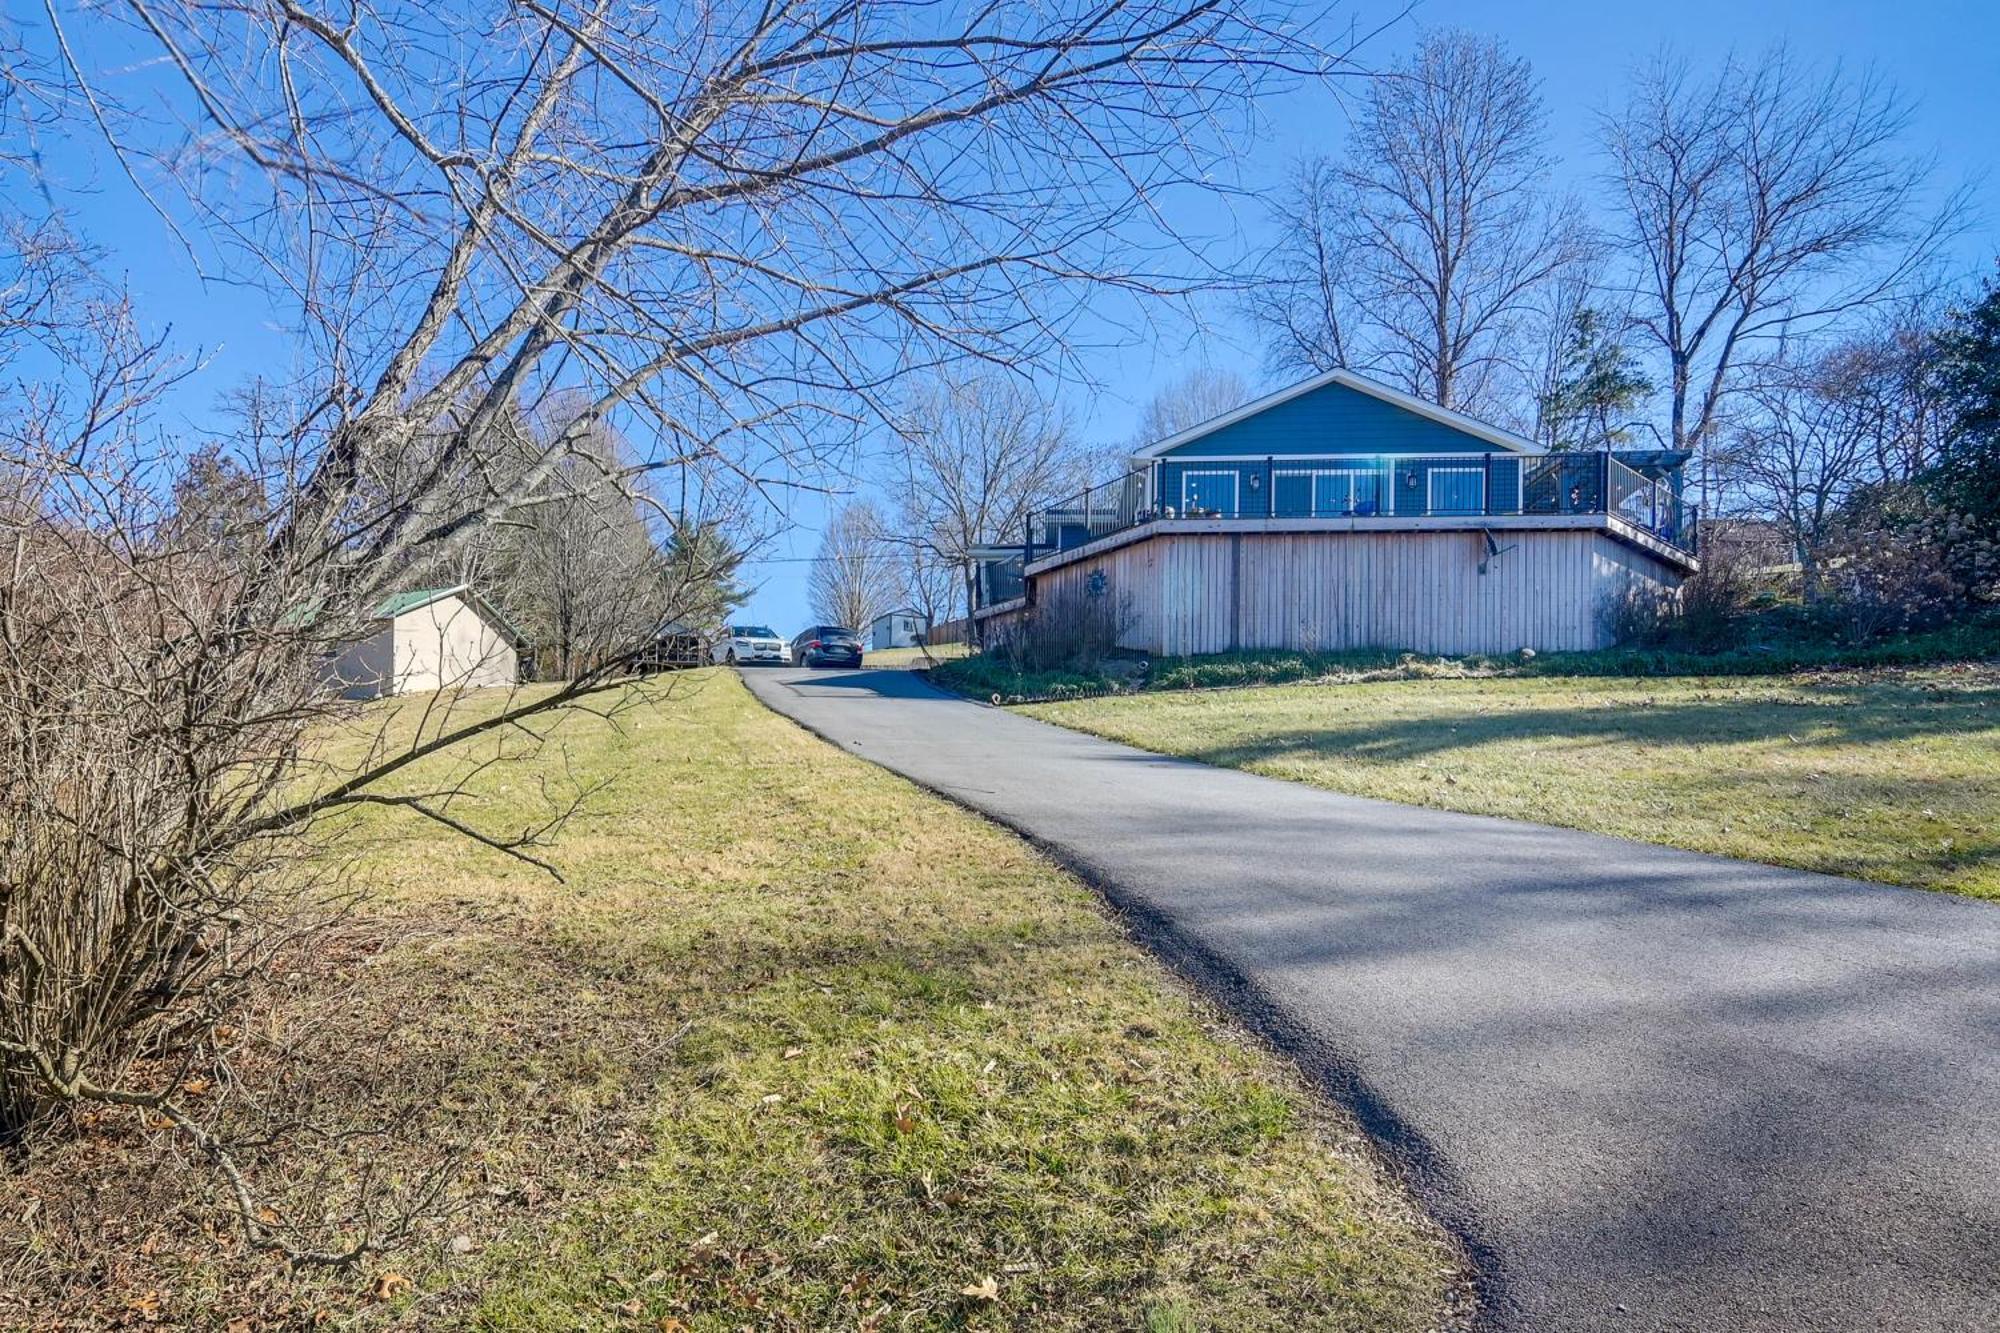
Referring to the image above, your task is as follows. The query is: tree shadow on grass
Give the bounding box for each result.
[1173,679,2000,770]
[1032,783,2000,1329]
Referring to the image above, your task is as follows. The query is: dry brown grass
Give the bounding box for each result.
[0,671,1466,1332]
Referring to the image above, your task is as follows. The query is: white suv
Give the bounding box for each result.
[714,624,787,666]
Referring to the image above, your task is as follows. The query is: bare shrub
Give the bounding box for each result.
[1816,522,1965,643]
[1934,509,2000,607]
[1676,546,1762,651]
[0,417,633,1259]
[1598,581,1678,648]
[1599,542,1757,651]
[991,581,1129,676]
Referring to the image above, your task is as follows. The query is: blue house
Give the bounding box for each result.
[970,368,1698,657]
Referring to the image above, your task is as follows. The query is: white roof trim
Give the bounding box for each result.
[1130,367,1536,459]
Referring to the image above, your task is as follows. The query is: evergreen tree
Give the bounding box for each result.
[1537,308,1654,451]
[660,518,748,633]
[1928,273,2000,535]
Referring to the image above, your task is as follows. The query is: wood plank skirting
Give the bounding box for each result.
[970,595,1028,641]
[1026,525,1686,657]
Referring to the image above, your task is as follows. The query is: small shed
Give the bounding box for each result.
[869,608,929,651]
[326,586,523,699]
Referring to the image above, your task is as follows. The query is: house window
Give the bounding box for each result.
[1274,468,1388,517]
[1322,469,1385,516]
[1273,470,1314,517]
[1427,466,1485,515]
[1180,470,1239,517]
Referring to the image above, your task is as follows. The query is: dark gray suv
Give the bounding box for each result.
[790,624,864,668]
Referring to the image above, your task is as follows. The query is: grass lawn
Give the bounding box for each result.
[1,671,1462,1331]
[928,623,2000,704]
[1025,664,2000,900]
[864,642,970,667]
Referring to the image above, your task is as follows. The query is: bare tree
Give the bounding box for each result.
[811,500,898,631]
[1600,49,1959,486]
[490,420,664,679]
[1246,156,1364,377]
[896,543,959,641]
[1251,30,1590,414]
[888,373,1083,622]
[1721,351,1893,596]
[1132,367,1251,447]
[1,0,1334,1255]
[1822,303,1953,484]
[1066,365,1250,485]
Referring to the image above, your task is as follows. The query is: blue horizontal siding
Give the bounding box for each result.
[1158,378,1514,458]
[1161,456,1524,518]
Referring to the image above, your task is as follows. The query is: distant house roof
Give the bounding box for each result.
[372,585,525,645]
[1130,366,1537,459]
[869,607,927,626]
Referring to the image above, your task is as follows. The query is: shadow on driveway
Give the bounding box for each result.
[739,665,2000,1333]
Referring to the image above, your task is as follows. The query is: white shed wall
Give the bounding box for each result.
[390,594,518,694]
[870,614,926,650]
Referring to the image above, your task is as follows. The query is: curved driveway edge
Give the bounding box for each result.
[738,665,2000,1333]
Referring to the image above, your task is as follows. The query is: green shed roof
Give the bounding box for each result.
[370,585,525,645]
[371,587,461,619]
[277,585,524,645]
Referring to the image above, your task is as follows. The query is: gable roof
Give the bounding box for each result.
[373,585,525,645]
[1130,367,1536,459]
[372,587,458,619]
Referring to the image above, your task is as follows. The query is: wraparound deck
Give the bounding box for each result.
[1027,449,1698,564]
[1027,510,1700,578]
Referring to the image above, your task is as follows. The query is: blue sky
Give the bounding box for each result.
[736,0,2000,634]
[24,0,1999,636]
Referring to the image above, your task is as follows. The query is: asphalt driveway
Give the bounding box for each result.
[739,665,2000,1333]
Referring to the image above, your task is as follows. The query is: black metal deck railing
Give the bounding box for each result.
[1024,450,1697,562]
